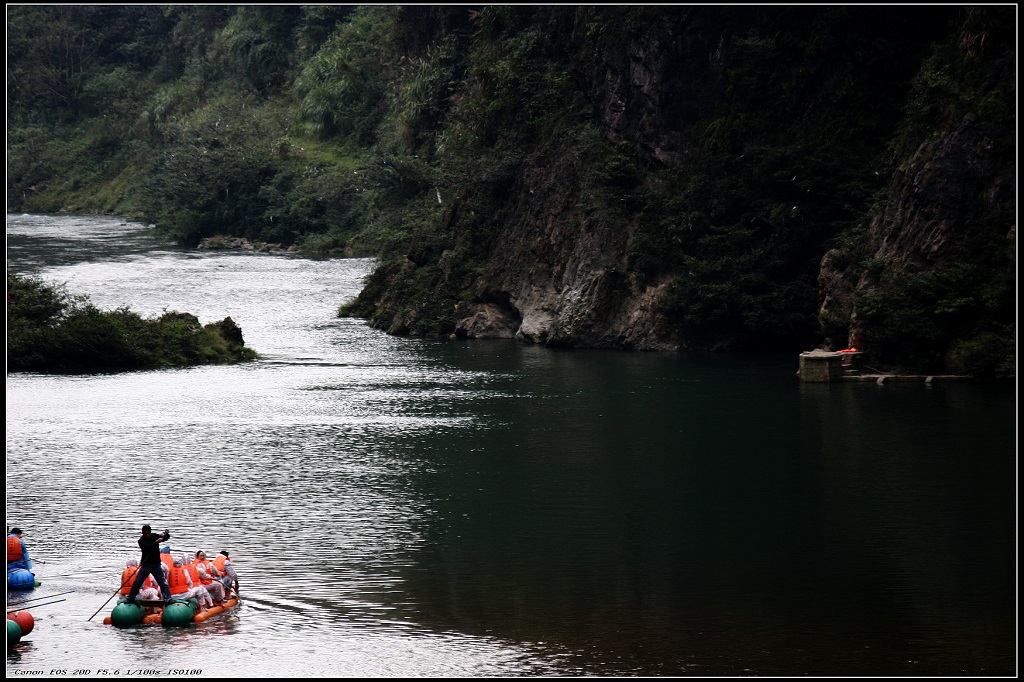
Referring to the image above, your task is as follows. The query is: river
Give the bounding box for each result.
[5,214,1016,677]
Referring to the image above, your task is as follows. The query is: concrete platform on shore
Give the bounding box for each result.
[797,349,972,383]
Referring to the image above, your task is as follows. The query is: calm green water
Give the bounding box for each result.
[6,214,1016,677]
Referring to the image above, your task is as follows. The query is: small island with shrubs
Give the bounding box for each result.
[7,273,257,373]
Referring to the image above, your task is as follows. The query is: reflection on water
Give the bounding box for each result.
[6,215,1016,677]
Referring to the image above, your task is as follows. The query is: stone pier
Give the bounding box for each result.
[797,350,861,382]
[797,350,972,383]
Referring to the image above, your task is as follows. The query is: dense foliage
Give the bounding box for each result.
[7,273,257,372]
[6,6,1015,376]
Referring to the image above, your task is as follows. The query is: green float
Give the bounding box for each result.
[161,599,197,627]
[7,618,23,646]
[110,600,146,628]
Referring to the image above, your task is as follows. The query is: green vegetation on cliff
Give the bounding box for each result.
[7,273,257,372]
[6,6,1015,377]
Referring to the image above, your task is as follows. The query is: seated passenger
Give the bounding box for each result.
[193,550,227,604]
[213,550,239,596]
[168,555,213,609]
[7,528,32,571]
[121,558,159,601]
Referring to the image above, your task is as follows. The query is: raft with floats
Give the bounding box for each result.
[104,594,240,627]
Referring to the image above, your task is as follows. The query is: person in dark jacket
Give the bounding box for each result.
[126,525,172,602]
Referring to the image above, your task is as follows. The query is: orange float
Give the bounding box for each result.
[193,596,240,622]
[7,609,35,636]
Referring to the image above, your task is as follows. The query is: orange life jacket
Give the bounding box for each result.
[7,535,23,562]
[120,566,139,595]
[184,561,202,585]
[168,565,191,595]
[121,566,158,595]
[194,560,214,585]
[213,554,229,571]
[157,552,174,577]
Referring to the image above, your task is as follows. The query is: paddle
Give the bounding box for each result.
[8,599,65,612]
[29,573,88,580]
[8,590,75,605]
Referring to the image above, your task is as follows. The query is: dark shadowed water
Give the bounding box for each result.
[6,214,1017,677]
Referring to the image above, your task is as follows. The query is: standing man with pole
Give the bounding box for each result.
[126,525,172,603]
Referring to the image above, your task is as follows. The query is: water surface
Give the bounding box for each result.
[6,214,1016,677]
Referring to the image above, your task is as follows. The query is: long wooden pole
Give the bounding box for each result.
[87,585,126,622]
[87,571,136,622]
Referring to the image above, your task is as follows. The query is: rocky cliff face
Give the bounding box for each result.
[450,9,741,351]
[817,8,1015,374]
[452,140,673,350]
[354,6,1013,374]
[820,112,1016,346]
